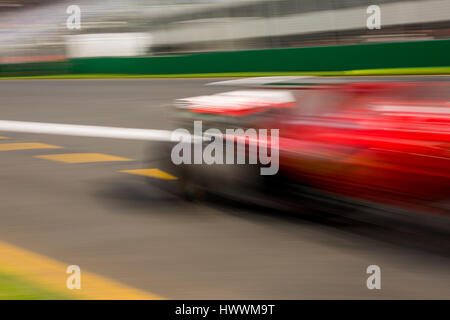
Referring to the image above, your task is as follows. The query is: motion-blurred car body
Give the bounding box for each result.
[163,76,450,229]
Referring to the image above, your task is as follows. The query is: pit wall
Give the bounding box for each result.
[1,39,449,77]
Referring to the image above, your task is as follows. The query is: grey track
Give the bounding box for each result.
[0,79,449,299]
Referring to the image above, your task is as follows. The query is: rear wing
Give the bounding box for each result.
[207,75,450,89]
[207,76,314,87]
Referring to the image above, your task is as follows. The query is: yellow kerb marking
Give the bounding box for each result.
[120,169,178,180]
[0,143,61,151]
[0,136,7,139]
[35,153,132,163]
[0,241,163,300]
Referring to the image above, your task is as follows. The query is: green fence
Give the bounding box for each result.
[1,39,450,77]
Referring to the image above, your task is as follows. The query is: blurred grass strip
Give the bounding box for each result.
[0,241,163,300]
[0,270,70,300]
[0,72,343,79]
[0,67,449,79]
[344,67,450,75]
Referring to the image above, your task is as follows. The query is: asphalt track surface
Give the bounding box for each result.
[0,79,449,299]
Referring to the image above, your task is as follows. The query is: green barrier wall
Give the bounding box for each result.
[2,39,450,76]
[0,61,70,77]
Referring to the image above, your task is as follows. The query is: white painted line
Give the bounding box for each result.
[0,120,180,142]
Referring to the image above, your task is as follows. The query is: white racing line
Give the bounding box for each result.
[0,120,179,142]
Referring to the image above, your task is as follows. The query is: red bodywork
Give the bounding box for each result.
[178,80,450,217]
[273,82,450,216]
[201,82,450,216]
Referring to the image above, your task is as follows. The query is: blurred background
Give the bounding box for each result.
[0,0,449,62]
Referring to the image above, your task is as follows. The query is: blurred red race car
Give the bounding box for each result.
[160,76,450,230]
